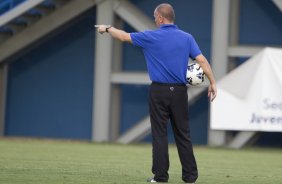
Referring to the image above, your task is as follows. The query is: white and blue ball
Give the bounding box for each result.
[186,63,205,86]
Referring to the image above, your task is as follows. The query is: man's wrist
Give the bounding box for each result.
[106,25,112,33]
[210,81,216,86]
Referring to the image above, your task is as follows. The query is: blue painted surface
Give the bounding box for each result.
[4,0,282,145]
[0,0,26,15]
[120,85,149,134]
[240,0,282,45]
[5,9,96,139]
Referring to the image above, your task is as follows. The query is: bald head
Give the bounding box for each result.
[154,3,175,23]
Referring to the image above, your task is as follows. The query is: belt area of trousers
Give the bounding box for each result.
[151,82,186,86]
[151,82,187,92]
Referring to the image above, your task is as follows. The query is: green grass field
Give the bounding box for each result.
[0,138,282,184]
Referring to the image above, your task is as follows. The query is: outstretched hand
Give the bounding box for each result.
[94,25,108,34]
[208,83,217,102]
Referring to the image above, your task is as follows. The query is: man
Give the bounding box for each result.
[95,3,217,183]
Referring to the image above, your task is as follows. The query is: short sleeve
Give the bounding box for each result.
[189,35,202,59]
[130,31,150,48]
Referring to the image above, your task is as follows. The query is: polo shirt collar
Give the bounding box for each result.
[160,24,178,29]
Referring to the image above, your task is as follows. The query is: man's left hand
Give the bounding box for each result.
[208,83,217,102]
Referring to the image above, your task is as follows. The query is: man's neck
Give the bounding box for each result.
[162,21,174,25]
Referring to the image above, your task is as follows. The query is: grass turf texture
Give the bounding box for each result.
[0,138,282,184]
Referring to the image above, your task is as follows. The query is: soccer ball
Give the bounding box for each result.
[186,63,205,86]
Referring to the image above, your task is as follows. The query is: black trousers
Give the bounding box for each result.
[149,82,198,183]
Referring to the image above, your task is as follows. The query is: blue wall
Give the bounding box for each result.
[0,0,26,15]
[5,9,96,139]
[4,0,282,145]
[240,0,282,45]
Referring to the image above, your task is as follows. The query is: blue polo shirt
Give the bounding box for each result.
[130,24,201,84]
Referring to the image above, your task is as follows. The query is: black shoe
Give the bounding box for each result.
[183,180,196,183]
[147,177,168,183]
[147,178,157,183]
